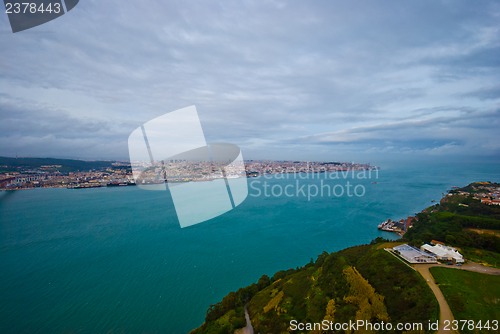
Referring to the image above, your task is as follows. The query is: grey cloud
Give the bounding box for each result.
[1,0,499,161]
[462,86,500,101]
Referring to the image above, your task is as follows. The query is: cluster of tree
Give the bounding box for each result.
[404,194,500,253]
[441,188,500,221]
[204,273,274,323]
[343,266,389,323]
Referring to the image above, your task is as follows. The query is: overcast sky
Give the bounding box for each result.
[1,0,499,163]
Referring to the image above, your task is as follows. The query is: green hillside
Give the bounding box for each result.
[191,181,500,333]
[404,182,500,267]
[191,242,438,333]
[0,156,120,173]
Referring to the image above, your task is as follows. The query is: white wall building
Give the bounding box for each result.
[420,243,464,263]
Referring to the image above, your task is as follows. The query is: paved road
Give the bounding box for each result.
[414,264,458,334]
[459,261,500,275]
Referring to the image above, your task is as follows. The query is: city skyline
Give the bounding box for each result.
[1,0,499,163]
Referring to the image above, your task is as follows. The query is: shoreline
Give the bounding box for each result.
[1,168,378,192]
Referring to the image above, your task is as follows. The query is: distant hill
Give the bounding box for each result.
[0,156,124,173]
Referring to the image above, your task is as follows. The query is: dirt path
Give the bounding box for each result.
[235,306,253,334]
[414,264,458,334]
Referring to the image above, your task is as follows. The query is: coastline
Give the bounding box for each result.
[0,158,376,191]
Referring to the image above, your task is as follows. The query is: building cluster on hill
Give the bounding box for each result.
[444,182,500,205]
[244,160,375,175]
[480,197,500,206]
[0,159,376,190]
[467,182,500,204]
[0,167,134,190]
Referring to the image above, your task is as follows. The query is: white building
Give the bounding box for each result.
[420,243,464,263]
[393,244,437,263]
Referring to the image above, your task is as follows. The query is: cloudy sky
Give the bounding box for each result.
[1,0,499,163]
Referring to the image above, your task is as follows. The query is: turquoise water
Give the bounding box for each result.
[0,161,498,333]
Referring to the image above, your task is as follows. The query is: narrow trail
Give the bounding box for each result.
[235,306,253,334]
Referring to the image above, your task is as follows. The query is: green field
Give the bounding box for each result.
[430,267,500,333]
[461,247,500,268]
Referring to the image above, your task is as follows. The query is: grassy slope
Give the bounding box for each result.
[461,247,500,268]
[192,243,438,333]
[430,267,500,333]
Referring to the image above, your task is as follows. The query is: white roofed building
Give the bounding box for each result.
[420,243,464,263]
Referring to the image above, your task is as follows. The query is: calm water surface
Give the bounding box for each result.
[0,161,498,333]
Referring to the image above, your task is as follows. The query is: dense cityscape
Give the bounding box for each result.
[0,157,376,190]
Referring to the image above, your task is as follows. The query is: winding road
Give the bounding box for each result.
[414,264,457,334]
